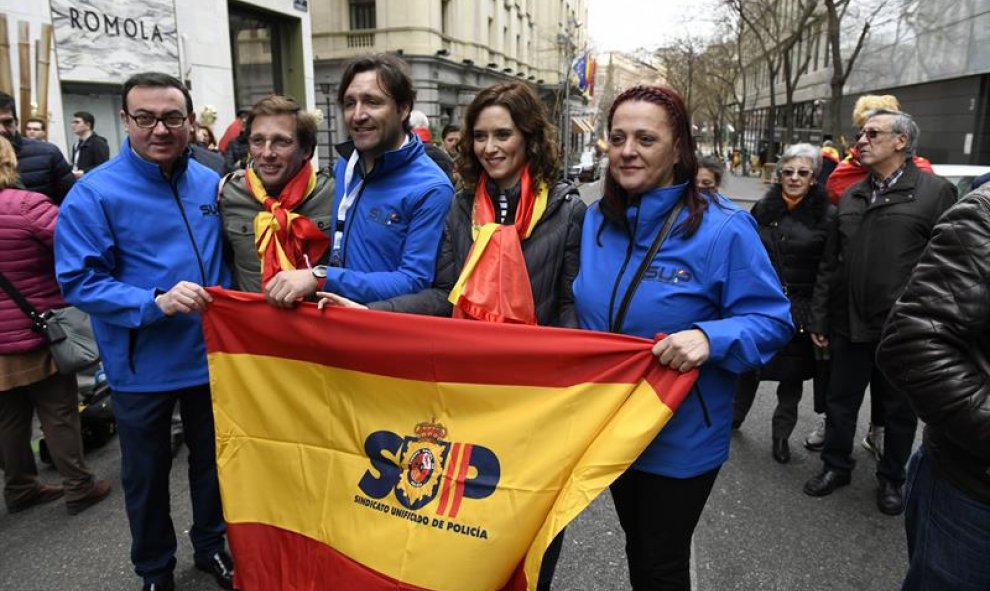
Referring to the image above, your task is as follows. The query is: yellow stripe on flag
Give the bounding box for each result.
[210,351,673,591]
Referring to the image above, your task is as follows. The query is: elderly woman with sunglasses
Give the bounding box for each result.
[732,143,836,463]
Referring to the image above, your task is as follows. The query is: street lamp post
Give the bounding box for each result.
[317,82,335,164]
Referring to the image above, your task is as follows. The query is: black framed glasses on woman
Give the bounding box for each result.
[124,111,188,129]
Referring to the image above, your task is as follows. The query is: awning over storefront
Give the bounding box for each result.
[570,117,594,134]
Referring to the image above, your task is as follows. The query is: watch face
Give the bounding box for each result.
[312,265,328,278]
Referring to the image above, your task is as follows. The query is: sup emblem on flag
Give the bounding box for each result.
[360,419,501,518]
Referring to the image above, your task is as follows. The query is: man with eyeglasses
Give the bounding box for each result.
[25,117,48,141]
[0,92,75,203]
[804,109,956,516]
[219,94,334,293]
[55,72,235,591]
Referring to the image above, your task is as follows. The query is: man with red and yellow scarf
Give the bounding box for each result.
[219,95,333,293]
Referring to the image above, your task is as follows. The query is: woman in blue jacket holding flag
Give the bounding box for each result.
[572,85,792,590]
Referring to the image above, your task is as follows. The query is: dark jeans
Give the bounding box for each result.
[0,372,95,506]
[113,385,226,584]
[902,448,990,590]
[820,336,917,483]
[733,373,804,439]
[610,467,720,590]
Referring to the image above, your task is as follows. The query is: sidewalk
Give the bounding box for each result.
[577,173,771,210]
[723,172,769,207]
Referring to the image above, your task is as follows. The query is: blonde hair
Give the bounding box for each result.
[852,95,900,128]
[0,136,18,189]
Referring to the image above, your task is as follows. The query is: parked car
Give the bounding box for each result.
[931,164,990,196]
[567,150,599,183]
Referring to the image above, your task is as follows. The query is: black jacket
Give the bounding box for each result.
[751,184,835,380]
[72,133,110,172]
[369,180,586,327]
[12,134,74,204]
[810,160,956,341]
[877,186,990,505]
[752,183,835,329]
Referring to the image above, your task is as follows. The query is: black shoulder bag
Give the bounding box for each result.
[0,271,99,374]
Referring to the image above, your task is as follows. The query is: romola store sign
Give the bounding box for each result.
[50,0,180,83]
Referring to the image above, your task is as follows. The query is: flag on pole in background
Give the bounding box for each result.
[572,51,588,92]
[203,289,696,591]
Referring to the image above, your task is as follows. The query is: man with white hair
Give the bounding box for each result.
[804,109,956,515]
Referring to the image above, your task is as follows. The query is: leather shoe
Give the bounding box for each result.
[803,468,851,497]
[772,438,790,464]
[195,550,235,589]
[66,480,112,515]
[877,479,905,515]
[141,574,175,591]
[7,484,65,513]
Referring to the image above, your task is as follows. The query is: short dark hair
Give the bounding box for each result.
[458,81,560,189]
[441,124,460,139]
[122,72,194,115]
[246,94,318,158]
[26,117,47,131]
[0,91,17,120]
[73,111,95,129]
[338,53,416,130]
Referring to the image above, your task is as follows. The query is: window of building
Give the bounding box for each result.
[350,0,376,30]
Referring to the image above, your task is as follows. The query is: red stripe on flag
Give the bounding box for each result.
[228,522,531,591]
[203,288,666,388]
[448,443,474,519]
[436,442,461,517]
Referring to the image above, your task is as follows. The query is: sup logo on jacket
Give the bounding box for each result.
[358,419,500,519]
[643,264,693,285]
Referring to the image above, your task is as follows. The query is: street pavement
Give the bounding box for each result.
[0,378,913,591]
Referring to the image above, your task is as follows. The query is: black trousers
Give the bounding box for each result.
[733,373,804,439]
[610,467,720,590]
[820,335,917,483]
[113,385,226,584]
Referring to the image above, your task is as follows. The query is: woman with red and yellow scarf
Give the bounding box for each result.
[317,81,586,589]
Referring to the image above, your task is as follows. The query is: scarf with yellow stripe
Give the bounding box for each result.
[448,167,548,324]
[246,161,330,288]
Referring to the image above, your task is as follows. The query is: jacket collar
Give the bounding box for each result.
[334,133,424,180]
[121,137,191,182]
[625,182,689,242]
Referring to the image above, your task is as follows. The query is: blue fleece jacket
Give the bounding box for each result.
[574,183,793,478]
[55,139,230,393]
[329,135,453,303]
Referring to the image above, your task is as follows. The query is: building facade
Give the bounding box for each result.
[738,0,990,165]
[2,0,315,161]
[311,0,588,167]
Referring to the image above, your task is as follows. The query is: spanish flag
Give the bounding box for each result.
[203,289,696,591]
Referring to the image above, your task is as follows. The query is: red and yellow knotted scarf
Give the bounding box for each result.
[448,167,548,324]
[246,161,330,287]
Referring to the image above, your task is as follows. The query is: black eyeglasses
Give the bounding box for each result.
[856,128,894,140]
[780,168,812,178]
[125,111,188,129]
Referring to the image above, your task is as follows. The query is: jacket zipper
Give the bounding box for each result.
[607,207,640,332]
[339,163,378,267]
[129,172,207,374]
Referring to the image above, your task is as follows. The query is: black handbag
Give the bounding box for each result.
[0,271,99,374]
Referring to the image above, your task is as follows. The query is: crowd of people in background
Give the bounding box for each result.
[0,48,988,591]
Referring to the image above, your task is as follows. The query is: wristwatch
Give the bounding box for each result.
[311,265,328,279]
